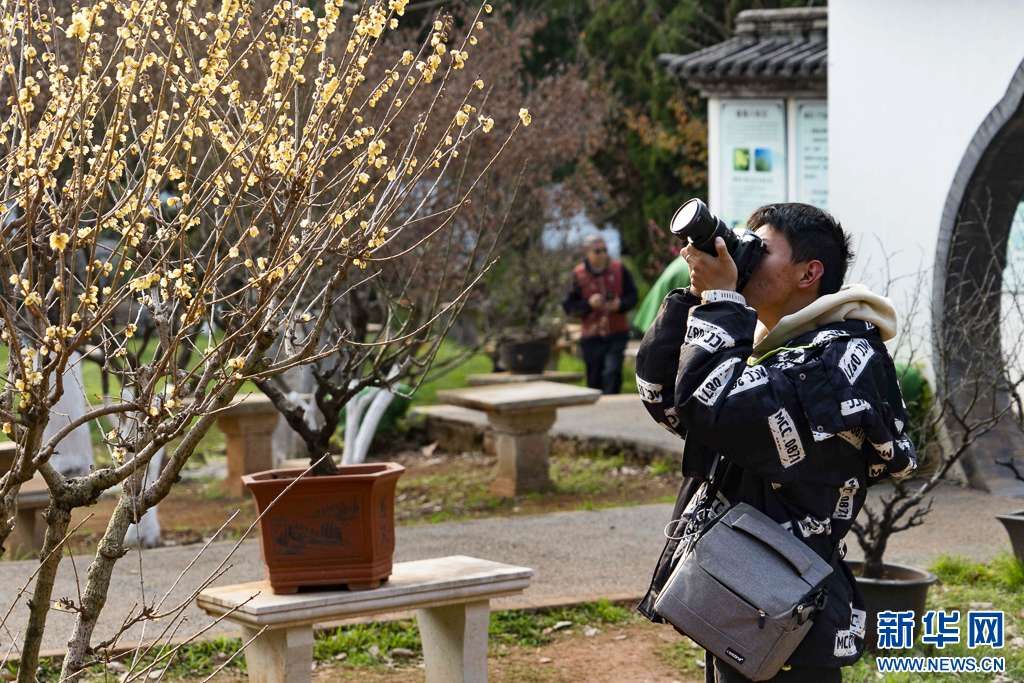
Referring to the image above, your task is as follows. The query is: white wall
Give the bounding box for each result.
[829,0,1024,316]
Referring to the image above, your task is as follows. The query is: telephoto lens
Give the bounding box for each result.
[668,198,766,292]
[670,198,734,256]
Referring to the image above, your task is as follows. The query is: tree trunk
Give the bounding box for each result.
[18,504,71,683]
[59,500,134,680]
[861,538,888,580]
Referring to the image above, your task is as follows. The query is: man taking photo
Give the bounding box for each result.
[635,203,917,682]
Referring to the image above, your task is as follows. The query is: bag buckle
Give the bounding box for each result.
[794,590,828,625]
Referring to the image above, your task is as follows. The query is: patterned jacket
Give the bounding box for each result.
[634,288,917,669]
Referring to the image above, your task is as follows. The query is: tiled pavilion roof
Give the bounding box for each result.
[659,8,827,96]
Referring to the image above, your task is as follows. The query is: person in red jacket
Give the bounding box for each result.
[562,235,638,393]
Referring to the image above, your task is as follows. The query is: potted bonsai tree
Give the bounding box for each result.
[848,276,1017,649]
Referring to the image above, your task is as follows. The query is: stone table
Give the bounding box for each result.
[217,393,280,497]
[465,370,583,386]
[436,381,600,496]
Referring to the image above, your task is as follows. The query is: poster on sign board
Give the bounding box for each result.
[719,100,787,228]
[795,101,828,208]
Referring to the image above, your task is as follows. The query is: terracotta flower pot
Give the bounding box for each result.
[996,510,1024,564]
[243,462,404,594]
[847,560,937,651]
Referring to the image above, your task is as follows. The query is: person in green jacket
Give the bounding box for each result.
[632,255,691,334]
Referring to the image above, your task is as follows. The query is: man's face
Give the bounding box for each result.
[586,240,609,271]
[741,226,811,317]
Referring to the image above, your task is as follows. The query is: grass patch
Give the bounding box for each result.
[657,636,707,679]
[314,620,422,667]
[2,636,248,682]
[648,458,676,478]
[394,450,674,526]
[11,601,641,680]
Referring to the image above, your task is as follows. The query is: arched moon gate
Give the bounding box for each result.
[934,56,1024,498]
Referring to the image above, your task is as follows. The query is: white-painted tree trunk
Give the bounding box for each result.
[42,352,94,476]
[271,365,323,465]
[123,443,164,548]
[341,386,397,466]
[112,387,164,548]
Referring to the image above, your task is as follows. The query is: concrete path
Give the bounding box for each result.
[0,481,1020,657]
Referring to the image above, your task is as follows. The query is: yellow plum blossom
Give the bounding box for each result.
[49,233,70,251]
[66,9,92,42]
[519,108,532,126]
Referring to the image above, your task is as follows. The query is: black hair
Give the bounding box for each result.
[746,203,853,296]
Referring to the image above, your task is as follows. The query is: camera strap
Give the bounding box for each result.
[663,455,732,541]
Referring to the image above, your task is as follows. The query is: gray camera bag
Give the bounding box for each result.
[654,499,833,681]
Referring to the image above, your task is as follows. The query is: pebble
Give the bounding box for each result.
[334,653,348,661]
[583,626,600,637]
[695,658,705,669]
[539,657,553,664]
[612,634,628,641]
[107,662,127,673]
[148,671,163,680]
[390,647,416,659]
[1010,636,1024,648]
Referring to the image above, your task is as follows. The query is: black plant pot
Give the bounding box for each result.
[499,337,552,374]
[996,511,1024,565]
[847,561,937,652]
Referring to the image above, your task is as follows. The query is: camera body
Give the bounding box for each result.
[670,198,765,292]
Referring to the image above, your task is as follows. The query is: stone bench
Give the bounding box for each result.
[437,381,600,496]
[9,476,49,556]
[216,393,280,497]
[0,440,15,473]
[1,444,49,555]
[196,555,533,683]
[466,370,583,387]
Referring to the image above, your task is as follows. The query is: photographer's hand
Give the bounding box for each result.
[684,237,738,295]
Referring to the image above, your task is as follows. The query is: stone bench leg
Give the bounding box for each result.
[417,599,490,683]
[242,624,313,683]
[218,414,278,497]
[488,409,556,497]
[9,507,45,556]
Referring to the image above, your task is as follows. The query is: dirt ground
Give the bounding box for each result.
[56,448,680,557]
[183,622,705,683]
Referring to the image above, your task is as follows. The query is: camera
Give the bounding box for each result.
[670,198,765,292]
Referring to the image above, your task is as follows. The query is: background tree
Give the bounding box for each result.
[505,0,825,273]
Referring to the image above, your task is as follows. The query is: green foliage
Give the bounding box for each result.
[894,361,934,449]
